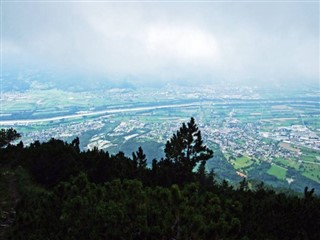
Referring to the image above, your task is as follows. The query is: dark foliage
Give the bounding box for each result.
[1,118,320,239]
[0,128,21,148]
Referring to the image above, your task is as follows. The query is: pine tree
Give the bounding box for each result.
[132,146,147,169]
[164,117,213,173]
[0,128,21,148]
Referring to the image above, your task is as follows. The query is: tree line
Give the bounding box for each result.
[0,118,319,239]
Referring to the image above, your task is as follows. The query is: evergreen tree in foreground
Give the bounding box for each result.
[1,119,320,239]
[0,128,21,148]
[163,117,213,183]
[132,146,147,170]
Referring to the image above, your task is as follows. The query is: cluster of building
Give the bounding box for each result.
[20,119,105,145]
[203,115,304,162]
[268,125,320,151]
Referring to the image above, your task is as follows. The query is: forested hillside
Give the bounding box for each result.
[1,119,319,239]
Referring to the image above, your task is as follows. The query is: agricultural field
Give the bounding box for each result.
[267,164,287,180]
[1,84,319,192]
[231,156,255,170]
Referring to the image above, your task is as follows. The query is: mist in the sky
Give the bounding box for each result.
[2,1,319,88]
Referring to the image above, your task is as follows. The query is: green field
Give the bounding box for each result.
[267,164,287,180]
[272,155,320,183]
[232,156,254,170]
[301,147,320,162]
[2,86,319,193]
[273,157,300,170]
[301,163,320,183]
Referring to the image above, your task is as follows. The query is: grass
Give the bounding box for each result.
[267,164,287,180]
[273,157,300,170]
[272,154,320,183]
[232,156,254,170]
[301,163,320,183]
[300,147,320,162]
[262,138,273,145]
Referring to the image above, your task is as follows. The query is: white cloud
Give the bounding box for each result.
[145,24,219,62]
[2,1,319,86]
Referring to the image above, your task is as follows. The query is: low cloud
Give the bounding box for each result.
[2,2,319,86]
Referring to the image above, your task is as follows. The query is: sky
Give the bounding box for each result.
[1,1,319,87]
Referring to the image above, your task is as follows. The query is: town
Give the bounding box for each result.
[1,85,319,191]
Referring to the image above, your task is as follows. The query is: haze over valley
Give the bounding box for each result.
[1,78,319,192]
[1,1,319,193]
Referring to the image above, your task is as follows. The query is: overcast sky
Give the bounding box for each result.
[2,1,319,87]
